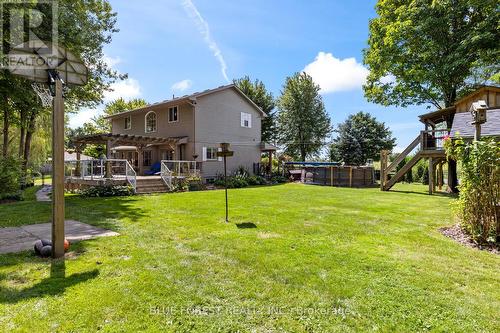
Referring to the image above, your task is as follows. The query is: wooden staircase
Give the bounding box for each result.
[381,131,447,192]
[135,176,170,194]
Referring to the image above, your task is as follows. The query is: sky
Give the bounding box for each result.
[69,0,433,151]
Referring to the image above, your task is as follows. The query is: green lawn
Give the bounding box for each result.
[1,183,499,332]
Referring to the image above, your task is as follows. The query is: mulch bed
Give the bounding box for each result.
[440,224,499,254]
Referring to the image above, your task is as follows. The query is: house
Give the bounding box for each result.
[380,85,500,194]
[72,84,274,184]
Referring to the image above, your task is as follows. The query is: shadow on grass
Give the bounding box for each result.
[389,189,457,198]
[1,194,147,231]
[236,222,257,229]
[0,258,99,304]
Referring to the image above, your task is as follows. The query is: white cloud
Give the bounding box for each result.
[303,52,369,94]
[103,54,121,68]
[69,107,103,128]
[104,78,142,102]
[171,79,192,92]
[181,0,229,82]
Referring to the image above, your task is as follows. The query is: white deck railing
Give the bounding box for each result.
[160,161,173,190]
[65,158,137,192]
[160,160,200,178]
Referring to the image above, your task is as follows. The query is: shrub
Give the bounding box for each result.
[247,175,266,186]
[0,156,21,196]
[270,173,288,184]
[445,137,500,244]
[0,192,23,201]
[80,185,134,197]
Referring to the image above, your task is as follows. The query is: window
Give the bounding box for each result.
[143,150,152,166]
[124,116,131,130]
[203,147,218,161]
[168,106,178,122]
[145,111,156,133]
[241,112,252,128]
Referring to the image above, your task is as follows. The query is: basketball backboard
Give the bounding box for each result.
[7,40,88,86]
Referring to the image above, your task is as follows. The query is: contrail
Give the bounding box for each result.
[182,0,229,82]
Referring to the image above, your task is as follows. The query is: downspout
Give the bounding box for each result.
[188,98,197,160]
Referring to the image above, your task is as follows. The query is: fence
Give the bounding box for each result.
[286,164,374,187]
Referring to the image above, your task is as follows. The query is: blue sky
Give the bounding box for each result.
[69,0,433,151]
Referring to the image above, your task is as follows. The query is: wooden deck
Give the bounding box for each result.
[65,175,172,194]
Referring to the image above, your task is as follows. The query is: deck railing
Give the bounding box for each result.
[65,158,137,191]
[420,129,450,150]
[160,160,201,178]
[160,161,173,190]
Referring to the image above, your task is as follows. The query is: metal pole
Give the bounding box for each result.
[52,75,65,258]
[224,155,228,223]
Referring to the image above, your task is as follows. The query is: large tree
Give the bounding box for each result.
[0,0,122,187]
[363,0,499,109]
[233,76,276,143]
[277,72,331,161]
[330,112,395,166]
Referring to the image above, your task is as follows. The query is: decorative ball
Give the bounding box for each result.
[40,245,52,257]
[41,239,52,246]
[34,240,44,254]
[64,239,70,251]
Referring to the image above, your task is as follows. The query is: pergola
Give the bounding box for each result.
[72,133,187,175]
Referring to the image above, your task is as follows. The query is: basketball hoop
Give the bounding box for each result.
[6,40,88,259]
[31,82,54,107]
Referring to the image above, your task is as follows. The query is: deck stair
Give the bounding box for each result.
[135,176,170,194]
[381,131,447,191]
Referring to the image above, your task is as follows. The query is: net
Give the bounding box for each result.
[31,82,53,107]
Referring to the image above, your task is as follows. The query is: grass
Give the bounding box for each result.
[0,183,499,332]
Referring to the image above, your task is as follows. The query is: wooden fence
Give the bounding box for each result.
[292,166,375,187]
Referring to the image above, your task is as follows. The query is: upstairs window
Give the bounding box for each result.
[145,111,157,133]
[124,116,131,130]
[168,106,178,122]
[241,112,252,128]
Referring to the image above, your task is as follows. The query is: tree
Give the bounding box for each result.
[330,112,395,166]
[363,0,499,109]
[277,72,331,161]
[0,0,122,188]
[233,76,276,143]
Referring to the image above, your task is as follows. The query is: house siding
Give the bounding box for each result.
[107,86,263,179]
[194,88,263,179]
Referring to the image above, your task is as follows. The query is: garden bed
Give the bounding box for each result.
[440,224,499,254]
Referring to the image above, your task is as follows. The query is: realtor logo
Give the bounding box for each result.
[0,0,58,68]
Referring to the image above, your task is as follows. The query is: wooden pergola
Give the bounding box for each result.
[72,133,186,175]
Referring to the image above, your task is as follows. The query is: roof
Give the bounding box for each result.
[73,133,188,147]
[450,108,500,138]
[105,84,266,119]
[418,85,500,124]
[453,85,500,107]
[64,151,92,161]
[419,106,456,124]
[260,142,278,151]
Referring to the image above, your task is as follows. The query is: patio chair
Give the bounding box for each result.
[144,162,161,175]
